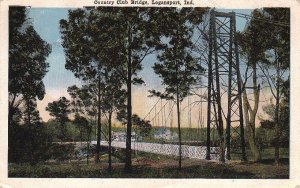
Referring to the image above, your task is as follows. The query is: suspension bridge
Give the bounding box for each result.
[95,10,275,162]
[133,9,247,162]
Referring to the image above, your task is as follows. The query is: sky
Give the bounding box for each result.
[27,8,260,126]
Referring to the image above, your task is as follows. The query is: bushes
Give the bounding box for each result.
[46,143,76,161]
[8,122,76,164]
[256,127,289,149]
[8,122,53,164]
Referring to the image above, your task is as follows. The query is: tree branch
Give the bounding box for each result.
[257,63,277,99]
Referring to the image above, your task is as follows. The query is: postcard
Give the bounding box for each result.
[1,0,300,187]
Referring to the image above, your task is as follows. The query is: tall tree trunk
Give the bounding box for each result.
[108,111,113,172]
[274,55,280,165]
[95,116,97,140]
[8,94,16,126]
[174,26,182,169]
[27,99,34,166]
[217,121,225,163]
[96,76,101,163]
[87,129,90,165]
[242,57,261,161]
[243,91,261,161]
[176,86,182,169]
[249,114,261,161]
[125,23,132,173]
[80,126,83,146]
[274,94,280,164]
[60,122,67,143]
[251,61,261,161]
[206,19,213,160]
[241,52,261,161]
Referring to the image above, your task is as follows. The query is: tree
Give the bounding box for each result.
[99,8,164,172]
[60,8,106,163]
[20,99,47,165]
[66,70,117,164]
[67,85,83,114]
[23,99,40,164]
[149,8,206,168]
[101,70,127,172]
[280,79,290,143]
[132,114,152,137]
[73,114,91,164]
[68,85,85,144]
[79,83,99,141]
[236,9,270,161]
[9,6,51,125]
[236,8,289,163]
[8,98,54,164]
[255,8,290,164]
[9,6,51,165]
[46,97,71,142]
[259,79,290,155]
[259,79,289,149]
[60,7,162,171]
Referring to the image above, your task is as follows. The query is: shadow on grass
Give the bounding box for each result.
[8,162,258,178]
[118,164,257,179]
[8,151,289,179]
[257,158,289,165]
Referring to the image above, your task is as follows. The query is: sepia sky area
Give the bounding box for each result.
[27,8,258,126]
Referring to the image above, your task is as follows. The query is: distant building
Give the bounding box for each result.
[112,131,136,142]
[154,128,178,141]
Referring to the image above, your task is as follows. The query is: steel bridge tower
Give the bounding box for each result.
[206,10,247,161]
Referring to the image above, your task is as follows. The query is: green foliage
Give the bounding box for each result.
[259,100,289,148]
[46,143,76,161]
[9,6,27,34]
[8,5,52,161]
[23,99,42,125]
[46,97,70,123]
[9,6,51,102]
[60,8,207,169]
[237,8,290,162]
[101,71,127,114]
[73,114,89,129]
[8,96,51,165]
[60,7,155,83]
[132,114,152,137]
[8,7,52,150]
[263,8,290,69]
[260,78,289,148]
[73,114,92,142]
[9,118,76,164]
[237,9,270,64]
[150,8,206,102]
[46,97,71,141]
[67,85,83,114]
[45,120,92,142]
[148,8,206,167]
[237,8,289,69]
[8,122,52,164]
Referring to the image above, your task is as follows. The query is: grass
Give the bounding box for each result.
[230,147,289,161]
[8,149,289,178]
[8,159,289,178]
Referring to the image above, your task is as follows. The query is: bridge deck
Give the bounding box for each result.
[91,141,219,161]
